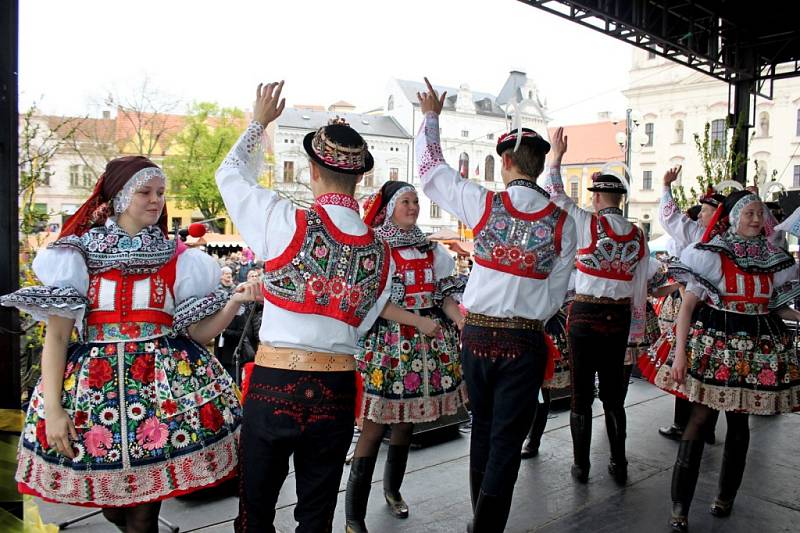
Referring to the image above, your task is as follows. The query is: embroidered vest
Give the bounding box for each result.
[85,252,179,342]
[392,248,436,310]
[262,206,390,326]
[576,216,645,281]
[718,255,773,314]
[472,191,566,279]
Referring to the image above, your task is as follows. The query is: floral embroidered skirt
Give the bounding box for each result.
[543,305,570,389]
[650,305,800,415]
[356,308,467,424]
[625,301,662,366]
[17,334,242,507]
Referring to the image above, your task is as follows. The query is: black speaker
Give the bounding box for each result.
[777,190,800,219]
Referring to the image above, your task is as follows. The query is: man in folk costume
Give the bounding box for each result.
[655,168,726,441]
[544,127,649,485]
[216,82,438,533]
[417,79,577,532]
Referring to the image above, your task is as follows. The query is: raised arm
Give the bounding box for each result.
[543,127,592,230]
[658,166,702,250]
[216,81,289,259]
[416,77,487,228]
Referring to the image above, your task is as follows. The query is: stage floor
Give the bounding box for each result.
[35,379,800,532]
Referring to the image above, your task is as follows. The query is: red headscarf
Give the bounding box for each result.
[59,156,169,238]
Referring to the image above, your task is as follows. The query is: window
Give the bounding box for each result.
[710,119,727,157]
[486,133,494,140]
[82,167,93,188]
[642,170,653,190]
[363,170,374,188]
[674,120,684,143]
[461,130,469,138]
[389,167,399,181]
[69,165,80,187]
[387,95,394,111]
[283,161,294,182]
[641,221,651,240]
[458,153,470,179]
[794,165,800,188]
[484,155,494,182]
[644,123,654,146]
[758,111,770,137]
[430,202,441,219]
[569,180,579,202]
[796,109,800,136]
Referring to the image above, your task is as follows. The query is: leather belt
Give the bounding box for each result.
[464,312,543,331]
[255,344,355,372]
[574,294,631,305]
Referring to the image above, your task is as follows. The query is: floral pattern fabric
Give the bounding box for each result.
[542,304,570,389]
[356,309,467,424]
[17,335,241,506]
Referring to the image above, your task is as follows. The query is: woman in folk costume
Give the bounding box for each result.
[345,180,467,533]
[1,157,253,532]
[652,190,800,532]
[520,268,574,459]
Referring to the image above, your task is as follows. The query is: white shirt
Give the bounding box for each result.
[543,164,649,339]
[659,186,705,257]
[216,121,393,354]
[416,113,577,320]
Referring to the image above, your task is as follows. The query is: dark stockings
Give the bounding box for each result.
[103,501,162,533]
[353,420,413,458]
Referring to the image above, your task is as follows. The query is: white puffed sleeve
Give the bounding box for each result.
[0,247,90,328]
[432,243,456,280]
[672,245,722,302]
[431,243,466,304]
[172,248,231,334]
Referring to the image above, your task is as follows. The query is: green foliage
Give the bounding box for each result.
[672,113,748,210]
[163,103,246,232]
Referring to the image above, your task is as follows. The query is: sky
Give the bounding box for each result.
[19,0,635,125]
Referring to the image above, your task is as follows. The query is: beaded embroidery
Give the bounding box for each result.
[576,215,644,281]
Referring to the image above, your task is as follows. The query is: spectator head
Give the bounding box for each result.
[220,266,233,286]
[246,268,262,283]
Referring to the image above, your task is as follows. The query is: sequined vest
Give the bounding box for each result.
[472,191,566,279]
[262,206,390,326]
[392,248,436,310]
[718,255,773,314]
[85,252,180,342]
[576,215,645,281]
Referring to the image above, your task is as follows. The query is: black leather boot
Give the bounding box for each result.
[605,407,628,484]
[670,440,705,532]
[521,400,549,459]
[467,490,512,533]
[570,411,591,483]
[383,444,410,519]
[345,456,378,533]
[710,428,749,517]
[469,469,484,511]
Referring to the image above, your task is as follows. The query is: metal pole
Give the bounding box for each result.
[731,80,752,185]
[624,108,632,218]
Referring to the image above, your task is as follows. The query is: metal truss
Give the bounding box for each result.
[518,0,800,100]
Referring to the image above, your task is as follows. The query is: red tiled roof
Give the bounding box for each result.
[547,121,625,166]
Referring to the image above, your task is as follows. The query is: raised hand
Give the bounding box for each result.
[416,77,447,116]
[551,126,568,161]
[663,165,682,186]
[254,81,286,127]
[231,280,264,304]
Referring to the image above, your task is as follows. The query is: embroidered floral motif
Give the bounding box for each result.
[0,286,88,325]
[315,193,360,213]
[173,290,230,334]
[697,230,794,273]
[661,189,678,219]
[576,216,644,281]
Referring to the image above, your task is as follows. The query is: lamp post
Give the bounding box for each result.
[615,108,644,219]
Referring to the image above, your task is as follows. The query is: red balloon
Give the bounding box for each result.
[188,223,207,238]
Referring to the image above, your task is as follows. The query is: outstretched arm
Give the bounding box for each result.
[216,82,289,259]
[658,166,702,249]
[187,281,263,345]
[416,77,487,228]
[544,127,591,229]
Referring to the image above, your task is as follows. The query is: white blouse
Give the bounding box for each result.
[659,186,704,256]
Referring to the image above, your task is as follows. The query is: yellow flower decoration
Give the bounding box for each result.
[370,368,383,388]
[63,374,76,391]
[177,360,193,377]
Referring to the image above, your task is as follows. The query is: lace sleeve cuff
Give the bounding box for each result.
[218,121,265,179]
[434,275,467,305]
[0,286,88,323]
[543,164,565,197]
[770,279,800,309]
[415,113,445,178]
[173,289,231,335]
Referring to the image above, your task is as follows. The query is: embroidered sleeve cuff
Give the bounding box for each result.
[668,261,721,305]
[434,275,467,305]
[770,279,800,309]
[218,121,265,179]
[0,286,88,323]
[173,289,231,335]
[389,275,406,306]
[543,164,565,196]
[415,113,445,178]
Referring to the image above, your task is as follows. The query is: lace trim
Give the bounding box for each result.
[51,222,175,275]
[219,121,265,179]
[697,231,794,273]
[374,222,429,249]
[433,275,466,305]
[173,290,230,334]
[112,167,166,215]
[507,179,550,199]
[770,279,800,309]
[1,286,88,334]
[360,383,468,424]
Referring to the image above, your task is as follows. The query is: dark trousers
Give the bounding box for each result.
[568,301,632,414]
[235,366,355,533]
[461,325,547,498]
